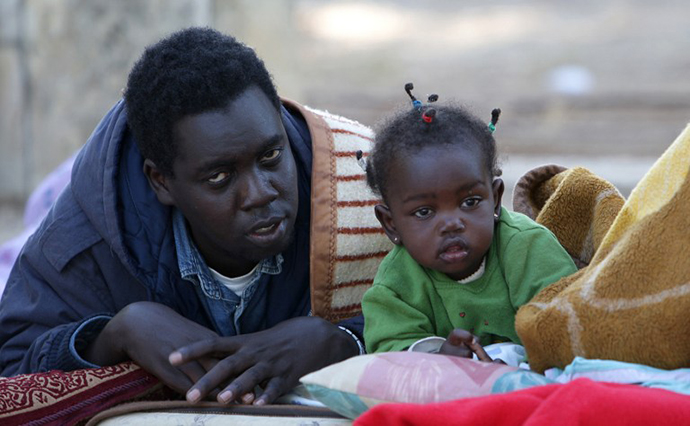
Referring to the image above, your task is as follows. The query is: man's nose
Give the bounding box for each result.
[239,171,278,210]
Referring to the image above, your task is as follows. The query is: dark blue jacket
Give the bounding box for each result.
[0,99,361,376]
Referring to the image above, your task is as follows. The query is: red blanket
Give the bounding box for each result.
[355,378,690,426]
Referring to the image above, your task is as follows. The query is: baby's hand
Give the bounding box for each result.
[439,328,493,362]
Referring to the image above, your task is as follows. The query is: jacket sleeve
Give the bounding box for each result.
[0,246,109,375]
[0,198,148,376]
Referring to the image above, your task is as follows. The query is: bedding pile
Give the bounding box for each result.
[514,124,690,373]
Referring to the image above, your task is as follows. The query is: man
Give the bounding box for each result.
[0,27,380,405]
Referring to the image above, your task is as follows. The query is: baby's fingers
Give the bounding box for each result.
[467,337,493,362]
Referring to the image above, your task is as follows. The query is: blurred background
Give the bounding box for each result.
[1,0,689,244]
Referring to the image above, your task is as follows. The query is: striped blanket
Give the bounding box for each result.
[286,100,391,322]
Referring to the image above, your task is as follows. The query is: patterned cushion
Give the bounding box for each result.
[299,352,552,419]
[0,362,169,425]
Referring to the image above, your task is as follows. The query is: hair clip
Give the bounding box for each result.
[355,150,367,171]
[488,108,501,133]
[422,108,436,123]
[405,83,422,109]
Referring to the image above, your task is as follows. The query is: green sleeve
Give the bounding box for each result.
[502,228,578,310]
[362,284,436,353]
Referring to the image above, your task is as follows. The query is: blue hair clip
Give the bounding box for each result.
[405,83,422,109]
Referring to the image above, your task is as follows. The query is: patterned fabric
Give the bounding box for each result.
[0,362,165,425]
[293,102,391,322]
[515,124,690,373]
[299,352,551,419]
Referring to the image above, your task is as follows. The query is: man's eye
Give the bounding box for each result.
[413,208,433,218]
[262,148,282,162]
[462,197,481,208]
[208,171,230,184]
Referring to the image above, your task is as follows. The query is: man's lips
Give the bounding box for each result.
[247,217,287,246]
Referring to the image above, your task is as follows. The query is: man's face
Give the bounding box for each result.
[152,86,298,277]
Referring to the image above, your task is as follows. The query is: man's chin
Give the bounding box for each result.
[245,227,295,262]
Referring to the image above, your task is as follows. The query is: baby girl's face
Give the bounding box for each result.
[378,144,502,280]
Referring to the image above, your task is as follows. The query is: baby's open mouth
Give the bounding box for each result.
[439,244,468,263]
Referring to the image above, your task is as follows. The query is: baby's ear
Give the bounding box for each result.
[492,178,505,216]
[374,204,401,245]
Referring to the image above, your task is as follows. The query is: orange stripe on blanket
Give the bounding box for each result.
[331,128,374,142]
[337,199,380,207]
[338,227,385,234]
[334,278,374,289]
[331,303,365,314]
[336,251,389,262]
[335,151,369,158]
[337,175,366,182]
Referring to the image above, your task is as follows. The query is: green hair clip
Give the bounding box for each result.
[489,108,501,133]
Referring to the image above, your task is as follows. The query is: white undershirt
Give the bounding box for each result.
[457,257,487,284]
[209,263,260,297]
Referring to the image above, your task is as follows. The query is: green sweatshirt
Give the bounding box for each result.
[362,208,577,353]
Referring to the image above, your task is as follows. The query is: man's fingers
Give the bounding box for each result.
[186,352,257,403]
[170,338,241,365]
[240,392,256,405]
[148,363,195,396]
[177,361,211,389]
[217,365,268,404]
[254,376,283,406]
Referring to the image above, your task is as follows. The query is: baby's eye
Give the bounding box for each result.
[413,208,433,219]
[261,148,283,162]
[462,197,481,208]
[208,171,230,184]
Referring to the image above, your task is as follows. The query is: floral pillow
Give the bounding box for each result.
[300,351,551,419]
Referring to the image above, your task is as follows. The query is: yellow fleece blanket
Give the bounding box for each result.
[512,164,625,268]
[514,124,690,373]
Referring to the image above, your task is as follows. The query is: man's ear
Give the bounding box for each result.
[374,204,401,245]
[143,159,176,206]
[492,178,505,217]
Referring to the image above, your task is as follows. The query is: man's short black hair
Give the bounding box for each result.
[124,27,279,176]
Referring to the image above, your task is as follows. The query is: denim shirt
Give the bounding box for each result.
[172,209,283,337]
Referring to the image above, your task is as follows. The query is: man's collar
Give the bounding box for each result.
[172,209,282,282]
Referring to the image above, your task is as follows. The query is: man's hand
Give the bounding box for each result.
[84,301,219,396]
[169,316,359,405]
[439,328,493,361]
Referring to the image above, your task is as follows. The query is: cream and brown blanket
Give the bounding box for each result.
[286,100,391,323]
[514,124,690,373]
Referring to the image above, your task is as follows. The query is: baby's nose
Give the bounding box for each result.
[440,215,465,233]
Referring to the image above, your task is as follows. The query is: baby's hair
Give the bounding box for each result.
[366,83,502,201]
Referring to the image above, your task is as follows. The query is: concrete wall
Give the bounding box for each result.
[0,0,300,202]
[2,0,690,207]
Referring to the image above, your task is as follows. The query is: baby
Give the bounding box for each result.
[361,84,577,363]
